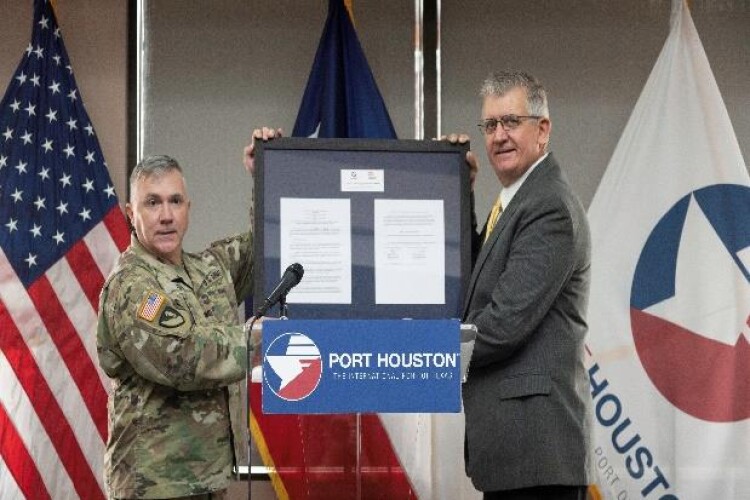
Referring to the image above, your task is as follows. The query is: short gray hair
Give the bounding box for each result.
[480,70,549,118]
[129,155,184,199]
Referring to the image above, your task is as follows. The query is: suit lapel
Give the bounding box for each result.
[462,154,560,317]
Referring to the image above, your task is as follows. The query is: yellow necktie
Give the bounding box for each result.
[484,195,503,243]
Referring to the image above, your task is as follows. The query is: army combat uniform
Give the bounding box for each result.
[97,232,253,498]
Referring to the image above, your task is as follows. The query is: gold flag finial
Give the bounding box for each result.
[344,0,354,23]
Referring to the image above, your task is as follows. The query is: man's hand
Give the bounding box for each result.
[244,127,284,175]
[440,133,478,191]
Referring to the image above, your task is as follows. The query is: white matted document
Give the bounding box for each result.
[374,199,445,304]
[280,198,352,304]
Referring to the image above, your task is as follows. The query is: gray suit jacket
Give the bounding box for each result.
[462,153,594,492]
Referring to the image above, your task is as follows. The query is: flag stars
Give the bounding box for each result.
[46,108,58,122]
[24,102,36,117]
[82,178,95,193]
[53,231,65,245]
[25,253,37,268]
[66,65,74,75]
[33,196,46,211]
[63,143,75,158]
[33,46,44,59]
[84,124,94,136]
[10,99,21,112]
[30,224,42,238]
[15,71,27,85]
[78,208,91,222]
[48,81,60,94]
[59,173,72,187]
[85,151,95,164]
[104,184,115,198]
[3,127,13,141]
[15,160,28,174]
[30,74,40,87]
[53,54,61,66]
[5,218,18,233]
[67,88,77,101]
[56,201,68,215]
[66,118,78,131]
[21,130,33,145]
[42,138,53,152]
[38,15,49,29]
[0,155,7,169]
[11,188,23,203]
[38,167,51,180]
[25,43,33,56]
[54,27,61,39]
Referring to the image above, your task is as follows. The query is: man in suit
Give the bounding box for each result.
[458,71,594,499]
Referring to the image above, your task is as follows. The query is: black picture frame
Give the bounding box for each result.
[253,137,471,320]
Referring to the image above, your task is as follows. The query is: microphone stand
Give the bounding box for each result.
[247,296,290,500]
[278,293,288,318]
[245,315,258,500]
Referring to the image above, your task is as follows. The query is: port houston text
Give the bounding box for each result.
[329,352,457,369]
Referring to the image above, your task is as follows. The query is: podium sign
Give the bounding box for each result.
[261,319,461,413]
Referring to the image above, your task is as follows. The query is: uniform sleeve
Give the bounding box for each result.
[98,268,248,391]
[207,231,254,305]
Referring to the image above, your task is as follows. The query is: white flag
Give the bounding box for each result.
[586,0,749,499]
[381,413,481,500]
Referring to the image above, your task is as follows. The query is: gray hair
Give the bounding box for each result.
[129,154,185,199]
[480,70,549,119]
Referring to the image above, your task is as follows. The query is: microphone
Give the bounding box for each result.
[254,263,304,318]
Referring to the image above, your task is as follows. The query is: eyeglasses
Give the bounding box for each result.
[477,114,541,135]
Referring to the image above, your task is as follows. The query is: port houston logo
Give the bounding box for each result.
[630,184,750,422]
[264,332,323,401]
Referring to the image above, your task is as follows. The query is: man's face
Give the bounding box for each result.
[481,87,551,187]
[126,169,190,266]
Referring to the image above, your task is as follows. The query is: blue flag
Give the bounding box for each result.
[292,0,397,139]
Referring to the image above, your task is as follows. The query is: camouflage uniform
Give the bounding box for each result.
[97,232,253,498]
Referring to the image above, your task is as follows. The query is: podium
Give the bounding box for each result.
[246,319,476,498]
[249,138,473,498]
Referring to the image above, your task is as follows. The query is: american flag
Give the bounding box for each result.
[0,1,130,498]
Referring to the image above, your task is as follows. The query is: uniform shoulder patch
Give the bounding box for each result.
[138,291,166,322]
[158,306,186,328]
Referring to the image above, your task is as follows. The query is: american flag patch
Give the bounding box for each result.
[138,292,166,322]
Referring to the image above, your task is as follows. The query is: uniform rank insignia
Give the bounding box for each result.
[138,291,166,322]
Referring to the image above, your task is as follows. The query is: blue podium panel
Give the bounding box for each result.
[261,319,461,414]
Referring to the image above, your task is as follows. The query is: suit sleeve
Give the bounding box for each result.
[465,199,579,368]
[98,269,247,391]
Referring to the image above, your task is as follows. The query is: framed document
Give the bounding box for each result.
[253,137,470,320]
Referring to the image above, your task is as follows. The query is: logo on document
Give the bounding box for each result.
[630,184,750,422]
[264,332,323,401]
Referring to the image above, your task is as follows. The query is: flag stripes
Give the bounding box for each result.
[0,303,104,499]
[0,215,129,498]
[45,254,109,391]
[28,272,109,439]
[0,403,52,500]
[90,209,131,278]
[64,239,106,311]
